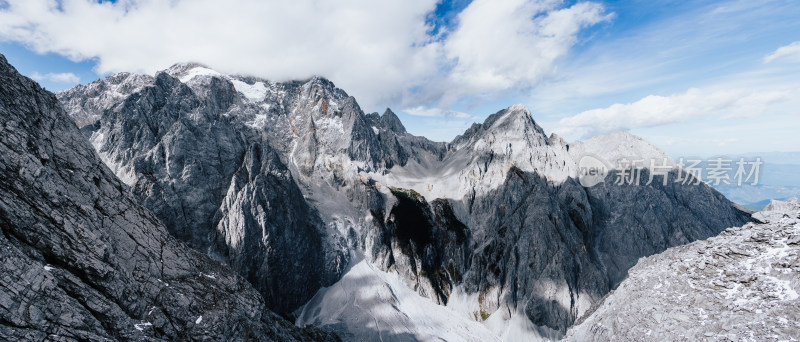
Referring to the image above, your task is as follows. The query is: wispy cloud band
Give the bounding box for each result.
[554,86,797,138]
[30,71,80,83]
[765,41,800,63]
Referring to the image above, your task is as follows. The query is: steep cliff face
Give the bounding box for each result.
[584,168,753,287]
[58,64,751,340]
[353,106,750,337]
[565,199,800,341]
[457,171,606,336]
[214,142,345,312]
[0,54,337,341]
[60,66,346,313]
[56,64,447,314]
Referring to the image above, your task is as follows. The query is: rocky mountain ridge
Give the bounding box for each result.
[57,63,752,340]
[566,198,800,341]
[0,54,338,341]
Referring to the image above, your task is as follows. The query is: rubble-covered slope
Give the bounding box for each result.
[565,198,800,341]
[0,54,337,341]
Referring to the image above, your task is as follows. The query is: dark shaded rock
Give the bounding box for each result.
[72,69,344,314]
[214,142,346,312]
[585,168,753,288]
[565,199,800,341]
[463,169,607,334]
[0,54,338,342]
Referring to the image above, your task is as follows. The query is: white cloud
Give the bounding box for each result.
[764,41,800,63]
[553,87,796,138]
[431,0,611,106]
[0,0,607,112]
[403,106,476,119]
[30,71,80,83]
[528,0,800,120]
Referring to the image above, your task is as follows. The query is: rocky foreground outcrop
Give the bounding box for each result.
[565,198,800,341]
[0,54,338,341]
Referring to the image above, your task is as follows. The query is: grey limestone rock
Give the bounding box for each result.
[565,198,800,341]
[0,54,339,341]
[57,64,753,340]
[64,68,345,314]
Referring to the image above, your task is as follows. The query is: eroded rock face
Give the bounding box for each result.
[348,110,750,337]
[362,187,472,305]
[58,64,752,339]
[57,71,155,127]
[565,198,800,341]
[56,65,448,315]
[0,54,338,341]
[584,168,753,287]
[60,68,346,313]
[214,142,345,312]
[460,171,607,334]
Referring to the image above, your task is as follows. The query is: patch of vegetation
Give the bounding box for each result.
[480,309,490,321]
[389,186,425,202]
[477,285,493,321]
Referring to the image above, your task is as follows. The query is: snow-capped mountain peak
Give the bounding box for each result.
[57,71,154,126]
[54,63,751,342]
[163,62,222,82]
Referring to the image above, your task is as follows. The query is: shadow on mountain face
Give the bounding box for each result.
[584,168,753,288]
[358,166,751,337]
[68,68,347,314]
[52,60,752,340]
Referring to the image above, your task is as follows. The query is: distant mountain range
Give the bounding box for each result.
[677,156,800,210]
[0,54,762,341]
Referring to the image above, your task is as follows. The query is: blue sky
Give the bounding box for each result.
[1,0,799,158]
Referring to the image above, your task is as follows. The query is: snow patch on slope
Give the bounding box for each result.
[173,65,271,104]
[177,67,223,83]
[230,79,267,102]
[296,253,501,342]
